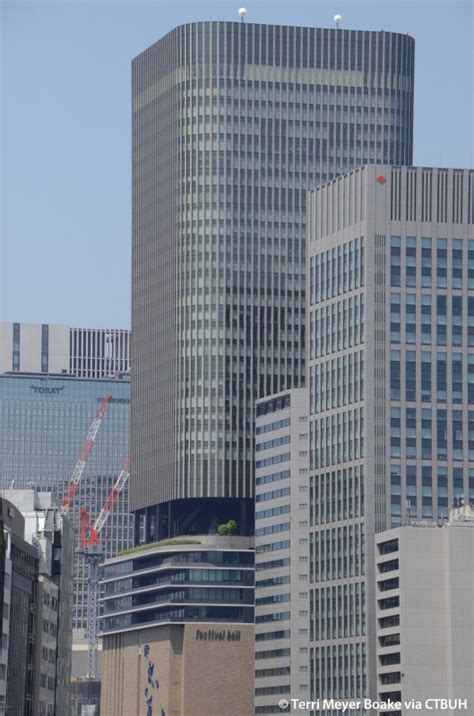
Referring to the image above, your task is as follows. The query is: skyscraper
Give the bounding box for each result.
[307,164,474,710]
[131,21,415,537]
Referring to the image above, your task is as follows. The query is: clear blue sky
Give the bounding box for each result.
[1,0,473,328]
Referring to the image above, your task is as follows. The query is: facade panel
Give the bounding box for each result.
[0,322,131,379]
[307,165,474,711]
[254,388,310,714]
[0,372,131,633]
[131,22,415,521]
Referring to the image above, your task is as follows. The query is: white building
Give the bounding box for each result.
[0,321,130,378]
[307,165,474,710]
[375,506,474,715]
[254,388,310,715]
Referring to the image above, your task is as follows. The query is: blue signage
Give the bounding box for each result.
[29,385,65,395]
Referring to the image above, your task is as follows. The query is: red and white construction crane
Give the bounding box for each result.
[79,456,130,679]
[60,394,112,514]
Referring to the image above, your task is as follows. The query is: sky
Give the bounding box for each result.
[1,0,473,328]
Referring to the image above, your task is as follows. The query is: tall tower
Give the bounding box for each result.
[131,21,415,539]
[307,165,474,709]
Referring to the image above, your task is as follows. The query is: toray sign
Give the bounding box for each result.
[29,385,65,395]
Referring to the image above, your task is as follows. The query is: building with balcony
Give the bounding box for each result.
[99,535,254,716]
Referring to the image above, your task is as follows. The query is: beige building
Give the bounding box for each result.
[101,622,254,716]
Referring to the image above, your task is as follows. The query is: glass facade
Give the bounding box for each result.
[131,22,415,523]
[0,372,131,631]
[100,543,254,635]
[389,234,474,523]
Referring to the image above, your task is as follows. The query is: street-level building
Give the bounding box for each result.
[99,535,254,716]
[3,490,75,716]
[1,499,38,715]
[254,389,310,714]
[307,165,474,712]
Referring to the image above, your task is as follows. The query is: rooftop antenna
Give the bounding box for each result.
[334,13,342,29]
[238,7,247,22]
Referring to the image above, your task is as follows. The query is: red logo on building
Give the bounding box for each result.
[376,175,386,185]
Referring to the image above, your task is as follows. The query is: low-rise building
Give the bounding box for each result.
[375,506,474,715]
[99,535,255,716]
[0,498,38,715]
[2,490,75,715]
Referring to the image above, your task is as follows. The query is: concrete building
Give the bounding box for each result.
[131,21,415,533]
[99,535,254,716]
[0,514,5,715]
[0,498,38,715]
[307,164,474,711]
[0,371,131,678]
[375,506,474,715]
[254,389,310,714]
[3,490,75,716]
[0,321,130,379]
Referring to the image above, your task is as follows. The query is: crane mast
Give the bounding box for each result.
[61,393,112,514]
[79,456,130,678]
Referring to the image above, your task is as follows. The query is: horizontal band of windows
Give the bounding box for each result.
[102,598,251,620]
[256,435,290,452]
[256,486,291,502]
[101,605,254,633]
[256,611,290,624]
[102,550,254,580]
[255,684,290,695]
[103,568,252,597]
[255,648,291,660]
[256,452,290,468]
[256,540,290,554]
[255,557,290,571]
[256,575,290,589]
[255,666,290,678]
[255,522,290,537]
[256,417,290,435]
[256,593,290,606]
[256,504,290,520]
[103,587,252,614]
[255,629,290,642]
[256,469,291,486]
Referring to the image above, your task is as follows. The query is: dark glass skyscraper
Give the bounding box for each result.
[131,22,415,538]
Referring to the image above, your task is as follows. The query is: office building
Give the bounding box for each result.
[0,370,131,675]
[254,388,310,714]
[99,535,254,716]
[103,21,415,712]
[131,21,415,532]
[3,490,75,716]
[375,506,474,715]
[0,321,131,378]
[307,165,474,711]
